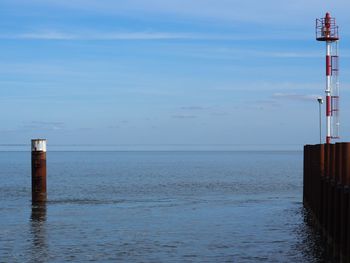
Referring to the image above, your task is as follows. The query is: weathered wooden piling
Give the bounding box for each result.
[31,139,47,203]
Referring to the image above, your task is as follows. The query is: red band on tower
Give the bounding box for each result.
[326,55,331,76]
[326,96,331,116]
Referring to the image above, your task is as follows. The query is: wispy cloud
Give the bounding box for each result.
[254,99,280,107]
[244,93,322,111]
[108,120,129,129]
[184,46,322,60]
[3,31,200,41]
[21,121,65,131]
[0,30,310,41]
[16,31,76,40]
[214,82,314,92]
[272,93,321,102]
[172,114,197,119]
[180,106,208,111]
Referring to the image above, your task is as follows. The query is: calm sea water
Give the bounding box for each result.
[0,151,330,262]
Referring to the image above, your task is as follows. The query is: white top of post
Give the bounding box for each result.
[31,139,47,152]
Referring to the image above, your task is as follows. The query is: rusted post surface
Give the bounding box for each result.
[31,139,47,203]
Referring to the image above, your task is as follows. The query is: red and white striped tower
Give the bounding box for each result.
[316,13,340,144]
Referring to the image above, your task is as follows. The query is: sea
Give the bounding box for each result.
[0,151,332,262]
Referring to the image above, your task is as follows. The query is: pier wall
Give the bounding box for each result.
[304,143,350,259]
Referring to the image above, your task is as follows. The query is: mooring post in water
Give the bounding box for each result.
[31,139,47,203]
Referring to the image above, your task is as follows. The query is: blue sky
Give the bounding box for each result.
[1,0,350,150]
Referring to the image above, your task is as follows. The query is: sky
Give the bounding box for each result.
[1,0,350,151]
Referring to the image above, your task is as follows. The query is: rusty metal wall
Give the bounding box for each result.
[304,143,350,260]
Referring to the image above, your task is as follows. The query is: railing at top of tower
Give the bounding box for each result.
[316,17,339,41]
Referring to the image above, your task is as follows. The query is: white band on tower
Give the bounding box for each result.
[31,139,47,152]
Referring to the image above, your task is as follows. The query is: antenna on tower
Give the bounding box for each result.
[316,13,340,144]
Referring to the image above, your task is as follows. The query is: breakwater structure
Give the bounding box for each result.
[304,143,350,260]
[303,13,349,260]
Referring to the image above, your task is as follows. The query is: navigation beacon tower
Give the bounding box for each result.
[316,12,340,144]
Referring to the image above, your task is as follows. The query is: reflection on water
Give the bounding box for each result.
[30,202,48,262]
[297,207,328,262]
[31,203,47,222]
[297,207,348,263]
